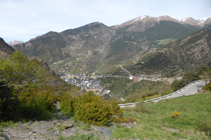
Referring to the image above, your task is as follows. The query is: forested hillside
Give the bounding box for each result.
[127,28,211,77]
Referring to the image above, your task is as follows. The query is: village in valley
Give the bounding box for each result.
[59,71,111,96]
[58,68,173,97]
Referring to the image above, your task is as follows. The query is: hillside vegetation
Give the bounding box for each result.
[128,28,211,76]
[0,51,79,121]
[100,77,173,102]
[0,49,128,126]
[14,17,209,75]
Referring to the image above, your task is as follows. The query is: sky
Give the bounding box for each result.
[1,0,211,42]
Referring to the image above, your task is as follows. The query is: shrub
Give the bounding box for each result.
[61,91,123,126]
[127,116,138,123]
[0,80,21,121]
[60,93,74,114]
[113,117,129,123]
[17,86,60,119]
[203,82,211,91]
[172,111,180,118]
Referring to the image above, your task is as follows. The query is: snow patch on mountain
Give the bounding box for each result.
[133,15,148,23]
[7,40,24,46]
[197,18,207,26]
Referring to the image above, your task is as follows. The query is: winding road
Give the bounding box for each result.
[119,80,209,108]
[120,65,133,79]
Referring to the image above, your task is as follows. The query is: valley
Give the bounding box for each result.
[1,14,211,140]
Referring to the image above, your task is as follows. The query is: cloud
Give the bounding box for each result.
[0,0,210,42]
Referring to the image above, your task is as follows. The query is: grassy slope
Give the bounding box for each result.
[100,77,172,101]
[111,92,211,139]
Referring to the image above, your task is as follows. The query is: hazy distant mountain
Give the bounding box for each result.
[0,38,14,59]
[180,17,211,27]
[128,28,211,76]
[14,15,211,74]
[7,39,24,46]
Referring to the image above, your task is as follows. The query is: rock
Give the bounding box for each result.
[27,121,33,125]
[65,124,73,129]
[91,125,111,136]
[120,122,137,128]
[16,133,30,138]
[161,126,179,133]
[53,120,58,124]
[0,137,6,140]
[1,131,12,139]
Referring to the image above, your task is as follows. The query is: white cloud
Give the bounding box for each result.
[0,0,210,42]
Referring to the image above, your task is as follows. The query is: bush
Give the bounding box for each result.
[203,82,211,91]
[18,86,60,119]
[113,117,129,123]
[60,91,123,126]
[172,111,180,118]
[127,116,138,123]
[0,80,20,121]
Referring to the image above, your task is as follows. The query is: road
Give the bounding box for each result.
[154,80,207,102]
[119,80,208,108]
[120,65,133,79]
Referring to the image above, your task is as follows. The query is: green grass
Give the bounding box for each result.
[67,133,100,140]
[0,121,18,131]
[157,38,176,45]
[111,92,211,139]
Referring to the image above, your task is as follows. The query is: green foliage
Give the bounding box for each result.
[18,86,60,119]
[203,82,211,91]
[171,71,199,91]
[127,116,138,123]
[0,80,20,121]
[0,81,60,121]
[198,65,210,75]
[101,77,173,102]
[132,29,211,77]
[0,51,69,122]
[0,51,44,85]
[171,64,211,91]
[60,91,122,126]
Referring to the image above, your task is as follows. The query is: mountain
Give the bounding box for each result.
[128,28,211,77]
[13,15,211,74]
[180,17,211,27]
[0,37,77,87]
[0,38,14,59]
[7,39,24,46]
[14,22,114,73]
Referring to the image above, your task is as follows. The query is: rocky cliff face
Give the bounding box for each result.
[13,15,211,74]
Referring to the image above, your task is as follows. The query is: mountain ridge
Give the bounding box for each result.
[13,15,211,75]
[128,28,211,77]
[0,38,15,59]
[7,39,24,46]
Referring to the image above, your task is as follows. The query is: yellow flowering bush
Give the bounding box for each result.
[172,111,180,118]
